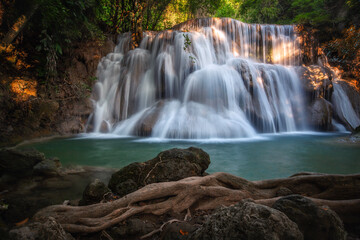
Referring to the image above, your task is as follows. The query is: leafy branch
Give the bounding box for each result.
[183,33,196,63]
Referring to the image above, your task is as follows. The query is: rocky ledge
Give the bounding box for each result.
[1,147,359,240]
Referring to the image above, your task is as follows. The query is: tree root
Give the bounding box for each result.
[34,172,360,233]
[140,219,182,239]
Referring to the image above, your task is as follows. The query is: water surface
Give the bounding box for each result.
[22,133,360,181]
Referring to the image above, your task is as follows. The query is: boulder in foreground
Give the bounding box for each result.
[108,147,210,196]
[191,200,303,240]
[273,195,346,240]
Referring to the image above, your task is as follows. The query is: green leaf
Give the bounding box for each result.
[55,44,62,55]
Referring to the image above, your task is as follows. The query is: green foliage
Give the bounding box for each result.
[183,33,196,63]
[5,0,103,79]
[36,0,102,41]
[291,0,330,25]
[237,0,359,27]
[183,33,192,51]
[187,0,222,16]
[238,0,281,23]
[159,0,189,29]
[3,0,359,82]
[160,0,223,29]
[215,0,239,18]
[28,0,103,78]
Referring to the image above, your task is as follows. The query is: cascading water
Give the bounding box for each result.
[332,81,360,130]
[87,18,357,139]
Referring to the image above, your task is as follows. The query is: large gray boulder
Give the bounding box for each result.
[108,147,210,197]
[191,200,303,240]
[273,195,346,240]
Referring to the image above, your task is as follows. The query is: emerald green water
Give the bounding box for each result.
[22,133,360,180]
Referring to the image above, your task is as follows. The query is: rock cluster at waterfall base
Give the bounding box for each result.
[2,147,360,240]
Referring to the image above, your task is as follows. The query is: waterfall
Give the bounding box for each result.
[87,18,356,139]
[332,81,360,129]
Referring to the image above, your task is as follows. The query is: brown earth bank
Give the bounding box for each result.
[1,147,359,240]
[0,36,116,147]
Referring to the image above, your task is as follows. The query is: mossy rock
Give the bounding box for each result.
[108,147,210,197]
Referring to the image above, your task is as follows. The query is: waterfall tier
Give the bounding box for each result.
[88,18,360,138]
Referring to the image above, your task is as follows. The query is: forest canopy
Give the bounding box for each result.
[0,0,359,79]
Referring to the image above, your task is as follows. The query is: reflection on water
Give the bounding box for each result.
[21,133,360,180]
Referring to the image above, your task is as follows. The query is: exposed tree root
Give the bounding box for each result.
[140,219,182,239]
[34,172,360,233]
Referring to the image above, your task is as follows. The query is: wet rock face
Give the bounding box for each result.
[309,98,333,131]
[108,147,210,197]
[337,80,360,119]
[297,66,333,103]
[273,195,347,240]
[191,200,303,240]
[135,101,165,136]
[296,65,337,130]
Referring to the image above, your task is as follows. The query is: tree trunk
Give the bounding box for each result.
[1,4,38,47]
